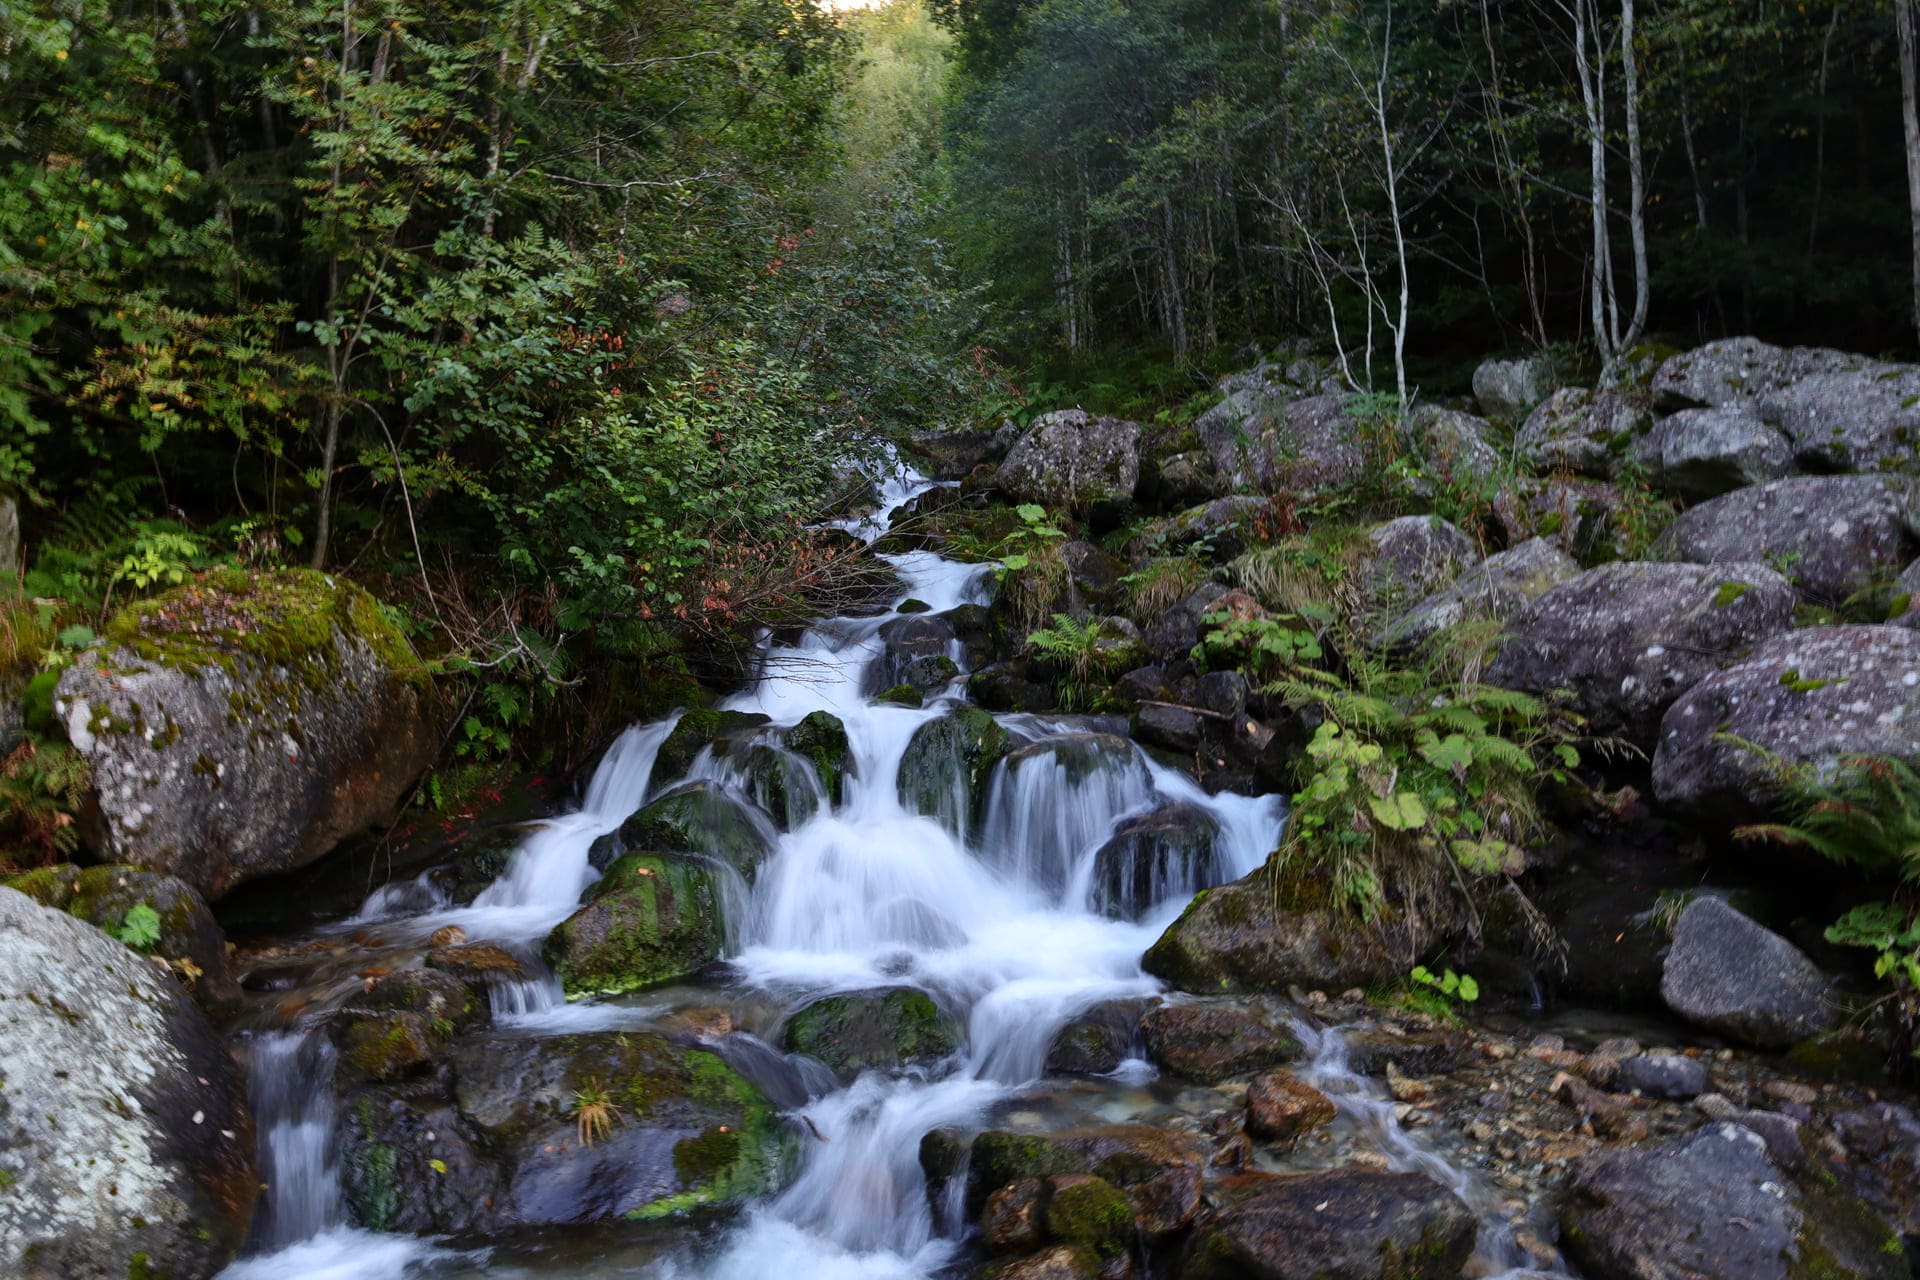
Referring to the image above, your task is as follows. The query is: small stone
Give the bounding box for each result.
[1245,1071,1337,1141]
[428,924,466,947]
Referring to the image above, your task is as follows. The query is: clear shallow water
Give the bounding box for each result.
[220,464,1544,1280]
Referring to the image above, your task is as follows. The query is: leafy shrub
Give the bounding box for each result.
[993,504,1069,631]
[1191,610,1324,683]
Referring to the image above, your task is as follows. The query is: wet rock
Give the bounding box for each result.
[1042,1173,1134,1264]
[984,1178,1045,1253]
[993,1245,1102,1280]
[1832,1102,1920,1242]
[1338,1029,1469,1077]
[897,707,1012,836]
[1382,537,1578,652]
[652,709,771,789]
[1473,353,1558,420]
[607,781,776,881]
[1404,405,1503,483]
[910,429,999,480]
[1517,387,1647,477]
[443,1030,787,1225]
[332,1009,439,1082]
[1140,999,1302,1083]
[1615,1052,1710,1100]
[338,1090,501,1235]
[733,744,825,830]
[966,1125,1207,1238]
[1088,803,1223,920]
[1560,1120,1907,1280]
[1143,873,1407,994]
[1143,582,1231,654]
[1045,999,1151,1075]
[1651,336,1871,414]
[1659,896,1839,1048]
[1630,407,1795,498]
[544,853,725,997]
[1492,474,1623,558]
[1181,1168,1476,1280]
[1354,516,1480,627]
[53,569,436,899]
[872,615,961,697]
[1655,474,1919,606]
[783,986,961,1079]
[997,409,1144,511]
[1765,363,1920,474]
[1196,390,1363,498]
[1485,561,1795,747]
[425,941,527,981]
[1653,625,1920,821]
[971,660,1055,712]
[782,710,851,805]
[355,965,490,1035]
[0,888,256,1280]
[4,862,241,1015]
[1244,1071,1336,1141]
[1131,701,1207,754]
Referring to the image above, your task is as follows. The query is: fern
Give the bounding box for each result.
[1028,613,1124,710]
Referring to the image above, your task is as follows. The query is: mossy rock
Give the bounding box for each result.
[335,1011,439,1082]
[897,598,932,614]
[783,986,962,1078]
[544,853,725,997]
[897,708,1011,837]
[1043,1174,1134,1259]
[876,684,925,708]
[611,782,775,881]
[734,744,823,831]
[782,710,851,805]
[652,709,773,790]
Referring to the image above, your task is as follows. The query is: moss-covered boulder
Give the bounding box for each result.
[783,986,962,1078]
[961,1124,1207,1238]
[52,569,436,899]
[651,708,772,790]
[1142,873,1409,994]
[897,707,1011,836]
[610,781,776,880]
[544,853,725,997]
[734,744,825,830]
[782,710,851,805]
[337,1030,788,1231]
[0,888,257,1280]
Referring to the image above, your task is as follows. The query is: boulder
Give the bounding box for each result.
[1181,1168,1476,1280]
[909,429,999,480]
[1087,802,1224,921]
[996,409,1144,511]
[1404,405,1504,484]
[782,710,851,805]
[1630,407,1795,499]
[604,781,775,880]
[338,1088,502,1236]
[964,1125,1207,1237]
[1141,450,1225,509]
[1381,537,1579,651]
[1143,873,1407,993]
[870,615,961,697]
[1485,561,1795,746]
[897,707,1011,837]
[1651,336,1872,414]
[1136,496,1271,563]
[732,744,826,830]
[53,569,436,898]
[1492,474,1623,558]
[543,853,725,997]
[1560,1120,1907,1280]
[651,709,772,789]
[1516,387,1647,477]
[1044,999,1151,1075]
[1655,474,1919,606]
[2,862,240,1015]
[1832,1102,1920,1243]
[1653,625,1920,821]
[1141,999,1302,1082]
[1473,354,1557,420]
[1353,516,1480,625]
[0,888,255,1280]
[1659,896,1839,1048]
[1196,390,1363,498]
[783,987,962,1078]
[984,1178,1045,1254]
[993,1245,1100,1280]
[970,660,1055,712]
[1143,581,1231,653]
[1764,363,1920,474]
[1244,1071,1337,1141]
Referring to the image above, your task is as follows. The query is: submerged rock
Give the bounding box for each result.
[996,409,1144,511]
[783,987,962,1078]
[544,852,726,997]
[53,569,436,898]
[1180,1168,1476,1280]
[897,707,1011,836]
[1561,1120,1907,1280]
[0,887,256,1280]
[1659,896,1839,1048]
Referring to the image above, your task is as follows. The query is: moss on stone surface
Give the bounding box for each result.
[784,710,850,804]
[653,709,770,786]
[783,987,961,1076]
[544,853,725,997]
[1043,1176,1132,1258]
[876,684,924,707]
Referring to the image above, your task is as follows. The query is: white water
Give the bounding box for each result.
[222,461,1542,1280]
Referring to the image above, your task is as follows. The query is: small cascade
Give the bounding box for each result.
[976,736,1153,895]
[1290,1020,1569,1280]
[352,872,448,922]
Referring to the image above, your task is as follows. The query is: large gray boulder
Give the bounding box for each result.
[1472,354,1557,421]
[1655,474,1920,606]
[1403,405,1502,484]
[1195,390,1363,498]
[1353,516,1481,626]
[996,409,1143,510]
[1651,336,1872,414]
[1629,407,1795,498]
[54,570,437,899]
[1181,1167,1476,1280]
[1516,387,1647,478]
[1659,896,1839,1047]
[1764,364,1920,474]
[0,888,256,1280]
[1381,537,1579,651]
[1485,561,1795,747]
[1561,1120,1906,1280]
[1654,625,1920,820]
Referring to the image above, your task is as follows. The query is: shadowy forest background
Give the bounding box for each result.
[6,0,1920,764]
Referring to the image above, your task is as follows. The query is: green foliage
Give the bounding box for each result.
[1121,555,1205,626]
[111,902,163,952]
[0,738,91,868]
[1395,964,1480,1018]
[992,503,1069,631]
[1408,964,1480,1004]
[1026,613,1131,710]
[1192,610,1324,683]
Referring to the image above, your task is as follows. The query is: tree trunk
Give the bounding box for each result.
[1900,0,1920,339]
[1572,0,1613,366]
[1617,0,1649,358]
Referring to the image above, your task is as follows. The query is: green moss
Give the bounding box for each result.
[615,785,770,878]
[654,709,770,783]
[1043,1177,1132,1258]
[1714,580,1753,608]
[783,988,960,1075]
[970,1132,1078,1188]
[545,853,724,997]
[785,710,850,804]
[349,1097,400,1231]
[876,683,924,707]
[624,1049,786,1221]
[1,863,82,909]
[896,598,932,614]
[672,1124,744,1182]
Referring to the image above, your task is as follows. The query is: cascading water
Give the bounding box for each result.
[220,460,1552,1280]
